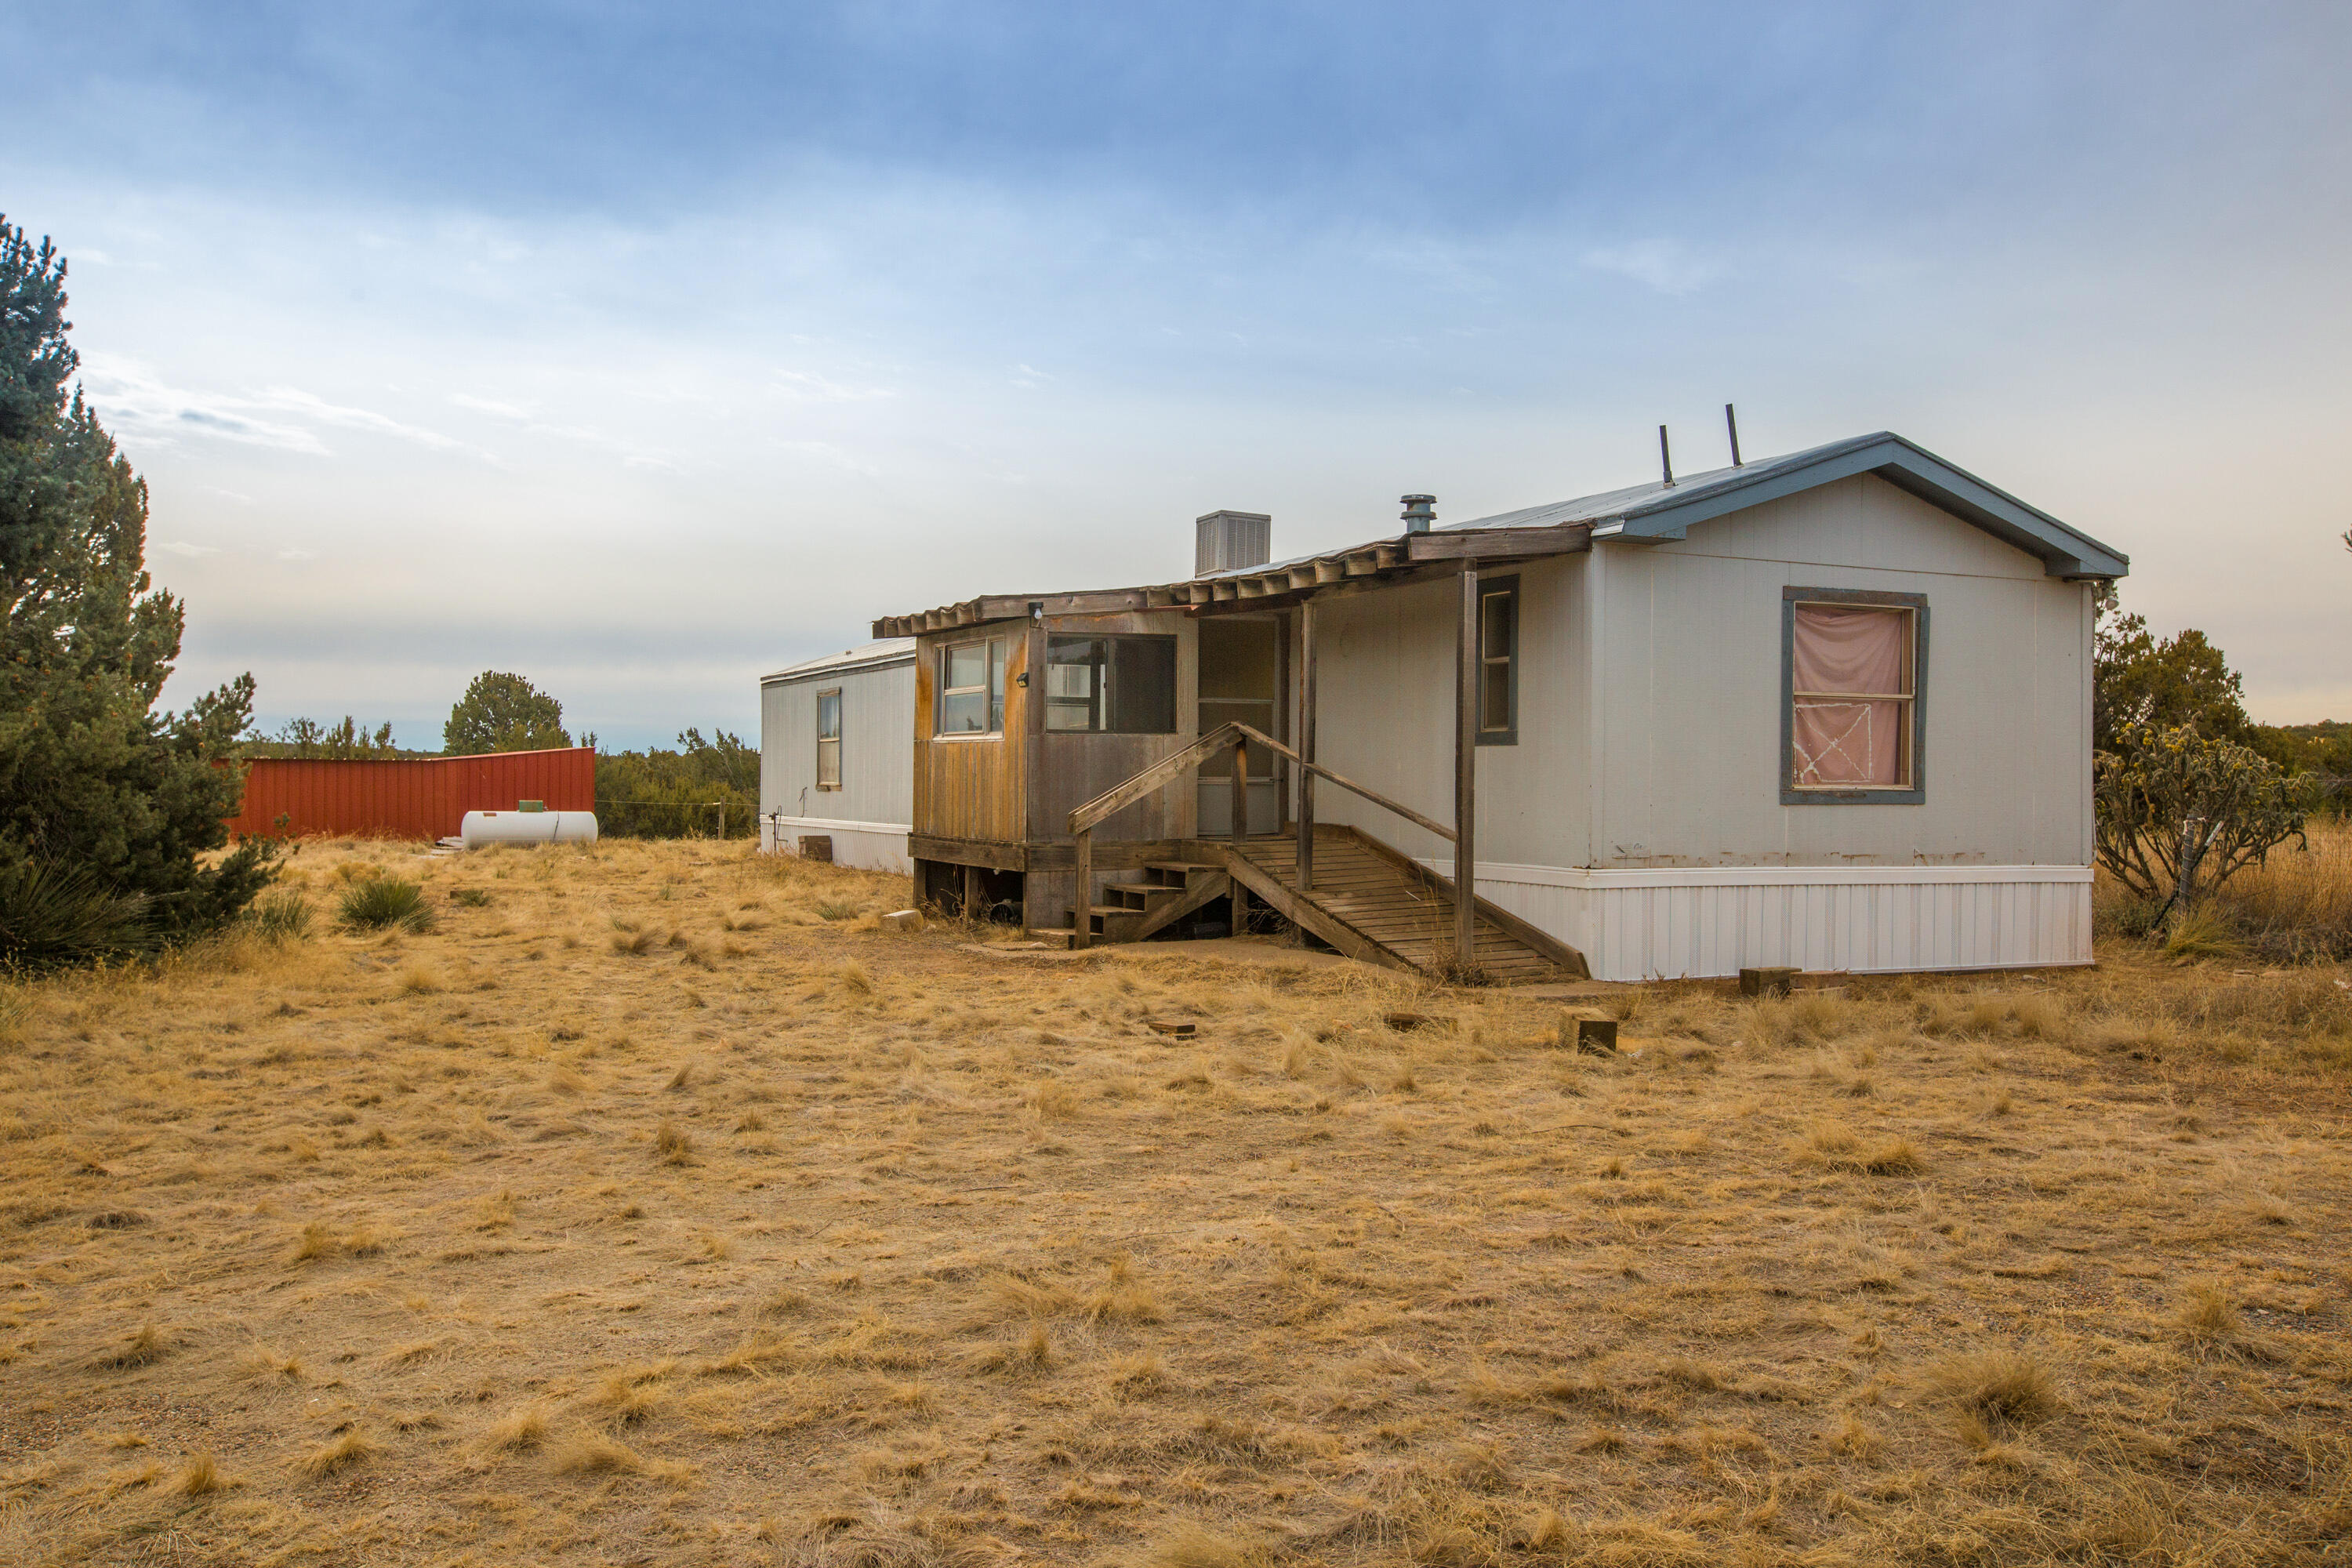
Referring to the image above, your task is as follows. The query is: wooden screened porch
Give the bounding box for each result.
[880,521,1595,982]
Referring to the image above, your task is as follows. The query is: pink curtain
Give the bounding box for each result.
[1791,604,1907,786]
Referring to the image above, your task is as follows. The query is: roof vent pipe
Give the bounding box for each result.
[1658,425,1675,488]
[1195,510,1272,576]
[1400,494,1436,533]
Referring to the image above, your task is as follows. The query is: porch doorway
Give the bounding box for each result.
[1196,615,1283,836]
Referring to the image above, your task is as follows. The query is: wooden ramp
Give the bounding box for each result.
[1221,826,1588,984]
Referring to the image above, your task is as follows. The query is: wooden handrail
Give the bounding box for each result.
[1067,723,1247,836]
[1222,724,1457,846]
[1065,721,1454,845]
[1065,718,1455,952]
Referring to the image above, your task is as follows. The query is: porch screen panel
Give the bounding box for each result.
[1044,636,1176,733]
[1790,604,1910,787]
[1106,637,1176,733]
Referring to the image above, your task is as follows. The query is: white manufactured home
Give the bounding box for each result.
[757,640,916,874]
[848,430,2126,983]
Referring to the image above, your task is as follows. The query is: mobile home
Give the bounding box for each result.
[757,640,916,874]
[865,432,2127,982]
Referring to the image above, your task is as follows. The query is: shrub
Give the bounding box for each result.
[2094,721,2309,915]
[249,890,314,942]
[336,877,434,934]
[0,860,153,971]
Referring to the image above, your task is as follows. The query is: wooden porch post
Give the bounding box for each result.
[1071,829,1092,951]
[1230,735,1248,849]
[1297,597,1318,891]
[1455,564,1479,974]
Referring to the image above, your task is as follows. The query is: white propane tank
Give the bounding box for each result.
[459,810,598,850]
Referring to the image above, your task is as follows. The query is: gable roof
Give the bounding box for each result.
[1453,430,2129,578]
[761,638,916,684]
[872,431,2125,637]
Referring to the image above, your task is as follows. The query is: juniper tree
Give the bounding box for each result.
[0,216,273,953]
[443,670,570,754]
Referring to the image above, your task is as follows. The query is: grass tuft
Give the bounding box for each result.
[1926,1348,2059,1425]
[173,1452,230,1497]
[337,876,435,933]
[296,1428,382,1479]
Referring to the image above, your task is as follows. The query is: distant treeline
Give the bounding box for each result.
[241,717,435,760]
[593,730,759,839]
[2251,721,2352,814]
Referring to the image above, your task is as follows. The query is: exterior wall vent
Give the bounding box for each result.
[1195,510,1272,577]
[1401,494,1436,533]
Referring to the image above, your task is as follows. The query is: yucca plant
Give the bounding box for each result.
[251,890,314,942]
[336,877,434,934]
[0,861,154,971]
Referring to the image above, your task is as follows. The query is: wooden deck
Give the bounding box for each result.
[1221,826,1585,984]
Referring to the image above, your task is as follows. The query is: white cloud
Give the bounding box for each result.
[449,393,534,420]
[158,540,221,557]
[1581,240,1726,296]
[278,548,317,561]
[253,386,466,450]
[80,356,477,457]
[771,368,891,403]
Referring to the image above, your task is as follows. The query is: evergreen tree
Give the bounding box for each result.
[2092,598,2252,756]
[444,671,571,754]
[0,216,274,949]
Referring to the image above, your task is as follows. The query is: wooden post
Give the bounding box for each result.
[1071,829,1092,950]
[961,862,983,920]
[1454,565,1479,975]
[1230,735,1248,848]
[1297,598,1317,891]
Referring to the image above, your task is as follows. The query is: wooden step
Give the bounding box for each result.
[1102,883,1185,913]
[1221,827,1588,984]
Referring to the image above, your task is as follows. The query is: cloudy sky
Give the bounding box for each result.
[7,2,2347,746]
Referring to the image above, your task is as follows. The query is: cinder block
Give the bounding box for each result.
[1558,1009,1618,1055]
[1740,966,1798,999]
[880,909,924,933]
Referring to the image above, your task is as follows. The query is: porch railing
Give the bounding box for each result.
[1062,720,1451,950]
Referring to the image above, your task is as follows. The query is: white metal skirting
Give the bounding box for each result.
[1415,860,2093,982]
[760,815,913,877]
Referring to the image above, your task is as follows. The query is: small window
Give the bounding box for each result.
[1476,575,1518,746]
[938,637,1006,736]
[1783,588,1926,803]
[1045,635,1178,733]
[815,688,842,789]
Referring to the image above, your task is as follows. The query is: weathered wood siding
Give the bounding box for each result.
[1031,611,1200,843]
[911,628,1029,844]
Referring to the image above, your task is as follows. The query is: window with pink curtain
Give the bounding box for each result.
[1790,604,1912,788]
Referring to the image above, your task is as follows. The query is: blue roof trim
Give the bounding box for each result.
[1598,432,2129,579]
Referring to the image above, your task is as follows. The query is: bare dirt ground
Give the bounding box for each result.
[2,838,2348,1566]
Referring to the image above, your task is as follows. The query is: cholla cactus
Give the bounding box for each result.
[2094,722,2310,909]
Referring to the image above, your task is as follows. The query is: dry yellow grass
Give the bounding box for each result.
[2,835,2348,1565]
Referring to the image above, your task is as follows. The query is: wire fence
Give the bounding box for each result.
[593,796,758,840]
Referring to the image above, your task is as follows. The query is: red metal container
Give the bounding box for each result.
[223,747,596,842]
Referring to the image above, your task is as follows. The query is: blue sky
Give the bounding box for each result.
[6,2,2348,745]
